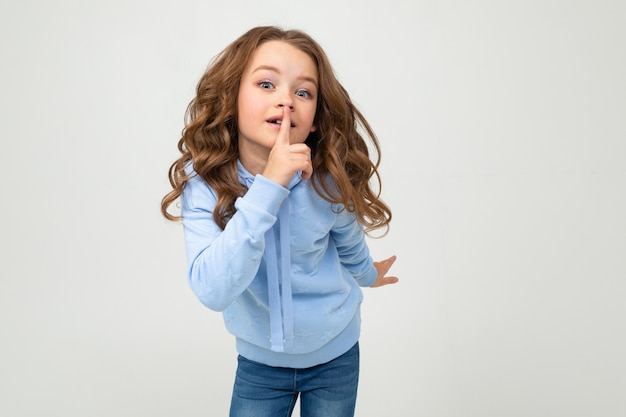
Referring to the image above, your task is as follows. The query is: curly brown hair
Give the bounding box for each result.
[161,26,391,234]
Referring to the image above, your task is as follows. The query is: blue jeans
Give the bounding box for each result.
[229,343,360,417]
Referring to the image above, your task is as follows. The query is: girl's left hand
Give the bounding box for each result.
[371,255,399,288]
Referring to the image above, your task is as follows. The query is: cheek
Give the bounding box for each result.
[237,86,258,115]
[237,95,260,124]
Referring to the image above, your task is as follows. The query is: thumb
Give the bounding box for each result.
[274,106,291,148]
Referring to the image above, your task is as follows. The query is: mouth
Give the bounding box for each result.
[267,117,295,127]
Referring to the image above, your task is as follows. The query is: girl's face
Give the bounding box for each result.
[237,40,318,160]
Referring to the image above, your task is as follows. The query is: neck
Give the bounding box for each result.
[238,142,269,176]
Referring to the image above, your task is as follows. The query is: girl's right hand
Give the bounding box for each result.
[262,106,313,187]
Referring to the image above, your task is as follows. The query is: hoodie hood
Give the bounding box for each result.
[237,160,302,352]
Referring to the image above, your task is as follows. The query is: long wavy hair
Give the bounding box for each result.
[161,26,391,234]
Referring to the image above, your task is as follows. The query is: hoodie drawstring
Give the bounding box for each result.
[240,164,296,354]
[265,199,293,352]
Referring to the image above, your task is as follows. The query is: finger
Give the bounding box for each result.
[374,255,397,275]
[370,275,399,288]
[301,165,313,180]
[301,148,313,180]
[300,169,312,180]
[381,276,399,286]
[274,106,291,148]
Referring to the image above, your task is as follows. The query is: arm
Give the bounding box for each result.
[331,207,399,288]
[183,106,312,310]
[330,208,379,287]
[182,173,289,311]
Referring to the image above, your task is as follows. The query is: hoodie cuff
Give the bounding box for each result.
[242,174,290,215]
[356,265,378,287]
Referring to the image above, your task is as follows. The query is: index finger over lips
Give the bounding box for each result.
[273,106,291,148]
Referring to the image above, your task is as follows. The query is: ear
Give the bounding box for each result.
[310,125,317,132]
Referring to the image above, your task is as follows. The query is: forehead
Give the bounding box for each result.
[245,40,318,80]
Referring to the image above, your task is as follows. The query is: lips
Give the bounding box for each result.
[267,117,295,127]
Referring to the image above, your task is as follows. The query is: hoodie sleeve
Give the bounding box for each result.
[181,174,289,311]
[330,207,378,287]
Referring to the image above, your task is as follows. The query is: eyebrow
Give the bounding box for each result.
[251,65,318,87]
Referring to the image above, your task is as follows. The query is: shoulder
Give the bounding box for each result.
[309,173,347,213]
[182,166,218,211]
[290,177,352,221]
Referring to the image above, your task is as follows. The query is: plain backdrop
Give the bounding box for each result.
[1,1,625,416]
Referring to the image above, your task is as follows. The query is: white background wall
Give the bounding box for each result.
[1,1,625,416]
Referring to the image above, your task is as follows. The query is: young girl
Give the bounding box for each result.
[161,26,398,417]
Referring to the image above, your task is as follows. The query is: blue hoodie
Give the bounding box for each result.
[181,161,378,368]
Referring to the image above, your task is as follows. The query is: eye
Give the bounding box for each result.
[258,81,274,89]
[296,89,313,99]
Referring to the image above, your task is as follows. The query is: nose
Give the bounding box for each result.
[276,90,294,110]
